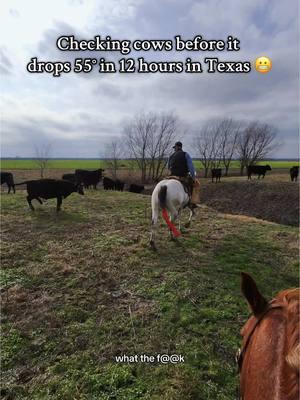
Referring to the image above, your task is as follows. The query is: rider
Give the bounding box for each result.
[167,141,197,205]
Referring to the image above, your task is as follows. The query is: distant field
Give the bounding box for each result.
[0,159,107,170]
[1,159,299,170]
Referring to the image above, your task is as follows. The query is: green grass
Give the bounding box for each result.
[1,159,107,170]
[1,159,298,170]
[1,190,298,399]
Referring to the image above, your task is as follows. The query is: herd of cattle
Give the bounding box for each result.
[211,165,299,182]
[0,165,299,211]
[211,164,273,182]
[0,169,145,211]
[62,169,145,193]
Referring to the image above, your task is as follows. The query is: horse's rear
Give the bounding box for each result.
[239,273,299,400]
[151,179,188,216]
[150,179,191,249]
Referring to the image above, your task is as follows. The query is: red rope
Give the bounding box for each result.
[162,209,181,237]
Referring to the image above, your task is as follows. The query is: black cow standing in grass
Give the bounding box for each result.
[62,173,78,184]
[247,165,272,180]
[103,177,125,191]
[1,172,15,193]
[114,179,125,191]
[75,169,104,189]
[211,168,222,183]
[290,166,299,182]
[129,184,145,193]
[103,177,115,190]
[15,179,84,212]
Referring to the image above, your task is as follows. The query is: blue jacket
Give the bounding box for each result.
[167,151,196,178]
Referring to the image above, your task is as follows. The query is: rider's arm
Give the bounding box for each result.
[166,156,171,170]
[185,153,196,179]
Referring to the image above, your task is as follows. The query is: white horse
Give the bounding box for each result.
[150,179,196,249]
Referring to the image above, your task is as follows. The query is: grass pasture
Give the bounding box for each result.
[1,188,298,399]
[1,158,298,170]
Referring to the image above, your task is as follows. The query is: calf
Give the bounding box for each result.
[103,177,115,190]
[103,177,125,191]
[1,172,15,193]
[247,165,272,180]
[114,179,125,191]
[211,168,222,183]
[62,173,78,184]
[15,179,84,212]
[129,183,145,193]
[75,169,104,189]
[290,166,299,182]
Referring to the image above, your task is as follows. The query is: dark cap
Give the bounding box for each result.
[173,141,183,149]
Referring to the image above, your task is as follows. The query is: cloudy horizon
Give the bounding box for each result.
[1,0,299,159]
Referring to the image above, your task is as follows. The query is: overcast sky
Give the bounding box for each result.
[0,0,299,158]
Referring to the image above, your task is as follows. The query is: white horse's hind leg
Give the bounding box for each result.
[185,207,195,228]
[150,201,159,249]
[178,209,182,232]
[169,206,179,240]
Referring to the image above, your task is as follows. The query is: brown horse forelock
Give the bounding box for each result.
[241,288,299,400]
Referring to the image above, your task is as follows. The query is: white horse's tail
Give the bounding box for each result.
[158,185,167,209]
[158,185,181,238]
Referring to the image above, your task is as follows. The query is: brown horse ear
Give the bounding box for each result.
[241,272,268,316]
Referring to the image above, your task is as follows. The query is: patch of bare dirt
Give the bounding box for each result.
[200,180,299,226]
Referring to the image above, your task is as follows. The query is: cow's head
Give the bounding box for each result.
[266,165,272,171]
[76,184,84,195]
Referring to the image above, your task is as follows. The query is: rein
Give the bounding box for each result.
[236,302,284,399]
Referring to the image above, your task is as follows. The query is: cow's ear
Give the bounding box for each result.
[241,272,268,316]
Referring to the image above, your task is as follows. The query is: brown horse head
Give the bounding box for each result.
[239,272,299,400]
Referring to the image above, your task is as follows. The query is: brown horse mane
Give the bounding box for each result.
[276,288,299,399]
[276,288,300,368]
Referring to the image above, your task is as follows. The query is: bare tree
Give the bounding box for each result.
[194,121,222,177]
[104,139,123,180]
[124,112,156,182]
[34,143,52,178]
[237,122,277,175]
[124,112,178,182]
[219,119,240,176]
[147,112,178,181]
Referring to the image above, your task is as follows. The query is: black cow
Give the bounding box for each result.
[129,183,145,193]
[290,166,299,182]
[211,168,222,183]
[75,169,104,189]
[62,173,78,184]
[103,177,115,190]
[15,179,84,212]
[247,165,272,179]
[114,179,125,192]
[1,172,15,193]
[103,177,125,191]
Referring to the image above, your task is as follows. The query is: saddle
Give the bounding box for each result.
[166,176,201,205]
[166,175,191,195]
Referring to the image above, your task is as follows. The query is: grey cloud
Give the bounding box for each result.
[0,65,10,75]
[9,8,20,18]
[1,0,298,158]
[37,21,81,58]
[0,48,13,75]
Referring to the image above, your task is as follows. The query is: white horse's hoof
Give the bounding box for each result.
[149,240,157,251]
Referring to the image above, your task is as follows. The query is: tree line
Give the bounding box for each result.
[105,112,277,181]
[33,112,277,181]
[194,118,277,177]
